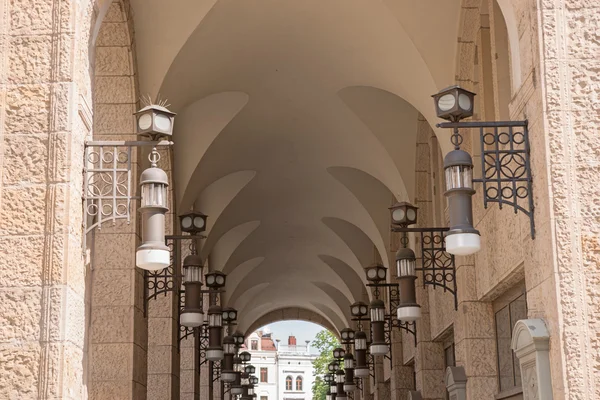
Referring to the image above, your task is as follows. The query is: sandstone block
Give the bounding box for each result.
[5,84,50,134]
[94,76,134,103]
[96,22,131,47]
[92,343,133,380]
[0,288,41,341]
[0,236,44,287]
[0,344,40,398]
[8,35,52,83]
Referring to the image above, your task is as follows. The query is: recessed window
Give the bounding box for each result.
[251,340,258,350]
[296,376,303,391]
[260,367,268,383]
[286,376,293,391]
[494,284,527,394]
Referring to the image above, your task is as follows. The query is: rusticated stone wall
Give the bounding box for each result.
[0,0,96,398]
[538,0,600,398]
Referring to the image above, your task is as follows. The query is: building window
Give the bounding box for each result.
[261,397,268,400]
[251,340,258,350]
[494,284,527,394]
[444,342,455,400]
[296,376,303,391]
[286,376,293,391]
[260,367,268,383]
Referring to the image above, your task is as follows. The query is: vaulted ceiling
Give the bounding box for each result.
[129,0,463,333]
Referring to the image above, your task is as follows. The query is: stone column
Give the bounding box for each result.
[411,117,446,400]
[511,319,552,400]
[444,367,466,400]
[0,0,92,397]
[181,334,200,400]
[372,356,390,400]
[388,329,415,400]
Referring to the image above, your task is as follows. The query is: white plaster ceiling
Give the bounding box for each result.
[129,0,462,332]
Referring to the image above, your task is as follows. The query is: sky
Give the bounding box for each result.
[256,320,328,354]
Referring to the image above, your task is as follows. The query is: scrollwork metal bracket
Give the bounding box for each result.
[437,120,534,238]
[392,227,458,310]
[83,140,172,249]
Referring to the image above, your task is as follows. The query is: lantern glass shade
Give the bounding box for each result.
[354,335,367,351]
[344,383,356,393]
[328,363,335,372]
[141,182,167,208]
[180,311,203,327]
[222,371,236,383]
[369,343,389,356]
[327,394,332,400]
[355,367,369,378]
[395,248,416,277]
[248,387,254,396]
[344,356,354,369]
[389,202,418,226]
[397,305,422,322]
[331,385,337,394]
[370,301,385,322]
[245,365,256,374]
[179,211,207,234]
[432,86,475,121]
[233,332,245,345]
[350,302,367,317]
[445,233,481,256]
[445,165,473,190]
[240,352,251,362]
[336,372,344,384]
[209,311,222,327]
[206,271,227,288]
[251,376,259,385]
[184,265,202,283]
[223,337,236,354]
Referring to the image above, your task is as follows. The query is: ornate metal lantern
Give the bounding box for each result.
[221,336,237,382]
[340,328,355,344]
[222,307,238,324]
[365,263,387,283]
[389,202,418,227]
[431,85,475,122]
[179,211,207,234]
[206,305,224,361]
[444,149,481,255]
[350,302,369,319]
[353,331,369,378]
[333,347,346,359]
[205,270,227,289]
[180,254,203,327]
[395,247,421,322]
[369,299,388,356]
[136,166,170,271]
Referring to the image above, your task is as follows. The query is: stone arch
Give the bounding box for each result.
[245,307,340,338]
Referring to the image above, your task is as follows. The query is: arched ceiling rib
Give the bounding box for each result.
[128,0,465,332]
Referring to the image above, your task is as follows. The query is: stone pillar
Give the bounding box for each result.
[88,1,150,398]
[372,357,390,400]
[181,334,200,400]
[411,117,446,400]
[511,319,552,400]
[388,329,415,400]
[444,367,466,400]
[0,0,93,397]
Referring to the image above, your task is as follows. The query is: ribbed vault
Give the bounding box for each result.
[128,0,465,334]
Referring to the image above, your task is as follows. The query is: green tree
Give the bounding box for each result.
[311,330,340,400]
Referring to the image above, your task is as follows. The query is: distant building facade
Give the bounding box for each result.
[246,331,317,400]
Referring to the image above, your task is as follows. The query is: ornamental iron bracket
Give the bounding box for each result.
[438,120,535,238]
[391,227,458,310]
[367,283,418,345]
[82,140,172,250]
